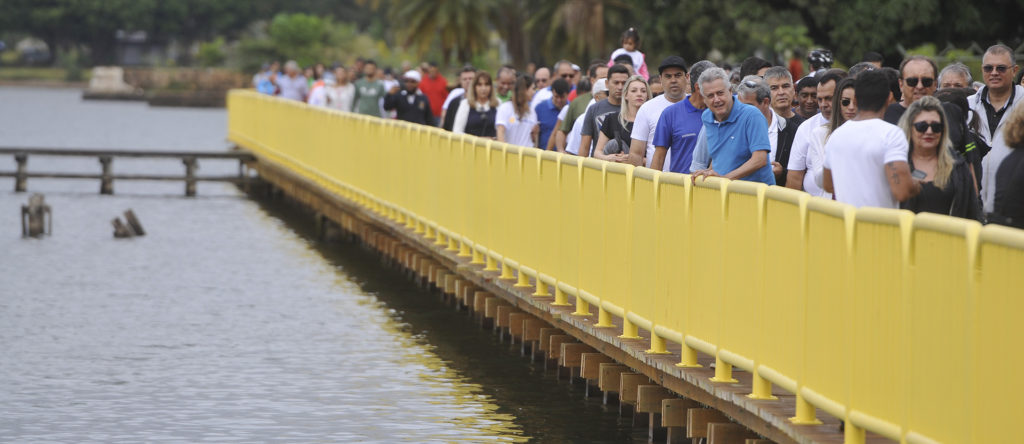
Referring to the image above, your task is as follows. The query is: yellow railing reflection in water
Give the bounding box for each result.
[229,90,1024,444]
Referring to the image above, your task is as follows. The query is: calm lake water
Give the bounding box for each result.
[0,87,643,443]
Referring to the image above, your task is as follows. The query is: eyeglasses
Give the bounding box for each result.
[913,121,943,133]
[983,64,1010,73]
[559,74,574,79]
[840,98,852,107]
[904,77,934,88]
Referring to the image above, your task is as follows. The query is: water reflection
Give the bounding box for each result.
[0,87,641,443]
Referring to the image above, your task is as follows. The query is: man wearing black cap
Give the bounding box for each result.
[649,60,717,173]
[627,55,689,168]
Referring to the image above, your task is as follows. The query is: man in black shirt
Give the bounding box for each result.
[384,70,434,126]
[883,55,938,124]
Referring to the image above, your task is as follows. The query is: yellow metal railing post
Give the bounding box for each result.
[619,317,640,339]
[709,356,738,383]
[471,246,485,264]
[553,284,572,307]
[532,279,551,297]
[514,266,531,288]
[499,261,515,280]
[594,307,614,328]
[646,334,670,354]
[676,345,701,368]
[748,374,777,400]
[790,393,822,425]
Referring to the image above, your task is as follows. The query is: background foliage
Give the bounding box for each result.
[1,0,1021,74]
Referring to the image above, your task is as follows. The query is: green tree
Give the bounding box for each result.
[389,0,493,64]
[268,13,327,67]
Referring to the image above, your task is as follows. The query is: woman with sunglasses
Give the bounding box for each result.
[808,78,857,197]
[897,96,982,220]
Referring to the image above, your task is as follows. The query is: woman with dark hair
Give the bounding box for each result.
[453,71,498,138]
[495,74,538,147]
[808,77,857,196]
[897,96,982,220]
[993,104,1024,228]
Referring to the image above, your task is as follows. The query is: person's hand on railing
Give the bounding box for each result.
[691,168,719,184]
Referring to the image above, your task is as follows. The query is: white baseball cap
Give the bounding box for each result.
[592,78,608,94]
[403,70,422,83]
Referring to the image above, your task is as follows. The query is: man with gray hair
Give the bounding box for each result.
[275,60,308,102]
[969,44,1024,214]
[939,62,973,89]
[690,68,775,185]
[762,66,803,185]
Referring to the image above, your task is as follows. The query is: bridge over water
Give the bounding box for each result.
[228,90,1024,444]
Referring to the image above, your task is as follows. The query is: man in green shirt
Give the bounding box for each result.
[553,63,608,151]
[352,60,387,117]
[495,66,516,103]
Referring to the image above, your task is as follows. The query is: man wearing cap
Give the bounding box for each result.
[626,56,689,169]
[649,60,717,173]
[384,70,434,125]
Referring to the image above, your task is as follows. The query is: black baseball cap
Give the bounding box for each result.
[658,56,689,74]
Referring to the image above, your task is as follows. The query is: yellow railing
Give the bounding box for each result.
[228,90,1024,444]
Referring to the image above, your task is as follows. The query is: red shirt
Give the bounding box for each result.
[418,74,449,118]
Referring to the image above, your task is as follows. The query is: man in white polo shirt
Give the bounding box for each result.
[626,56,689,170]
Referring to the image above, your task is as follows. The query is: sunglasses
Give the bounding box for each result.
[913,121,943,133]
[559,74,574,79]
[904,77,934,88]
[983,65,1010,73]
[840,98,852,107]
[742,80,759,88]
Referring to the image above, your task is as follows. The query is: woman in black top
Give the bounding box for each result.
[452,71,498,138]
[595,75,650,163]
[898,96,983,221]
[993,104,1024,228]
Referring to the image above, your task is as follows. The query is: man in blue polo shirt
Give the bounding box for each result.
[690,67,775,185]
[535,79,571,150]
[650,60,717,173]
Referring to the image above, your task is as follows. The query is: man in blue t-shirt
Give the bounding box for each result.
[690,67,775,185]
[651,60,715,174]
[534,79,571,150]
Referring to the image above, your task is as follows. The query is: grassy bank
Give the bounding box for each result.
[0,67,91,83]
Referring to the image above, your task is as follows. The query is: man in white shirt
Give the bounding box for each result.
[823,70,921,208]
[626,56,688,170]
[440,66,477,131]
[786,69,846,196]
[968,44,1024,214]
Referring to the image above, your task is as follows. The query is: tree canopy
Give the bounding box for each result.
[1,0,1021,68]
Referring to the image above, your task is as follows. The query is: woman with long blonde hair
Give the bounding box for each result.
[595,75,650,162]
[897,95,981,220]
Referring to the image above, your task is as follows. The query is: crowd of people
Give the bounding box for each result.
[252,29,1024,229]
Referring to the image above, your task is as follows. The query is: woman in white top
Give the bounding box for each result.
[453,71,498,138]
[809,77,856,196]
[330,66,355,112]
[495,74,539,148]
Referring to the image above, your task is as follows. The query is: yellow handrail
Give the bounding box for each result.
[229,90,1024,444]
